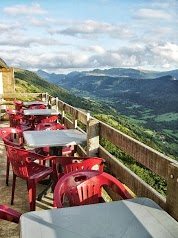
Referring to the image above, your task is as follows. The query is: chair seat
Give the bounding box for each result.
[17,124,32,131]
[27,162,53,181]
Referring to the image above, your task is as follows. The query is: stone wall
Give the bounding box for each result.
[0,67,15,96]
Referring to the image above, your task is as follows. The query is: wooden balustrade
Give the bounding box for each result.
[0,92,178,221]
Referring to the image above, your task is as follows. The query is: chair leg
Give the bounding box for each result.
[6,159,10,186]
[11,173,16,205]
[27,180,36,211]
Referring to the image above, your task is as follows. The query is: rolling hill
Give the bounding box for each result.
[35,67,178,160]
[13,67,178,160]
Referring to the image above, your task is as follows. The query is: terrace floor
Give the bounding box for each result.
[0,121,54,238]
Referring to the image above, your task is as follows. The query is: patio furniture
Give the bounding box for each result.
[23,129,86,156]
[0,127,44,185]
[55,156,105,180]
[5,145,57,211]
[0,204,21,223]
[14,100,24,112]
[53,170,133,208]
[35,122,66,131]
[6,108,32,131]
[20,197,178,238]
[53,156,105,207]
[23,100,48,107]
[0,127,24,186]
[34,123,74,157]
[40,115,58,123]
[28,104,46,109]
[23,109,58,128]
[23,129,86,200]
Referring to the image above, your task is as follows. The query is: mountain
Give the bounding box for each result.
[36,67,178,83]
[35,68,178,155]
[0,57,8,68]
[36,69,64,84]
[155,69,178,80]
[14,68,118,116]
[14,67,178,161]
[38,72,178,114]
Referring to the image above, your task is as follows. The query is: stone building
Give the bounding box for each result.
[0,58,15,95]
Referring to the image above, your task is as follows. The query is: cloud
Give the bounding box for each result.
[3,3,47,16]
[1,1,177,73]
[87,45,106,54]
[2,41,178,73]
[150,43,178,62]
[49,20,133,39]
[0,22,21,33]
[134,8,172,20]
[0,35,61,48]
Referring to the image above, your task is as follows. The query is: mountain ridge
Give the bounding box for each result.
[36,67,178,81]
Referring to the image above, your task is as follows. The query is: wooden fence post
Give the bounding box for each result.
[74,110,78,129]
[166,162,178,221]
[55,97,58,112]
[61,103,65,124]
[87,116,99,157]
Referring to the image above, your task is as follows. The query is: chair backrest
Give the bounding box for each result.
[54,170,133,208]
[28,104,46,109]
[35,122,67,131]
[5,145,45,179]
[0,204,21,223]
[10,114,24,127]
[0,127,24,147]
[5,109,23,127]
[41,115,58,123]
[56,156,105,176]
[14,100,24,112]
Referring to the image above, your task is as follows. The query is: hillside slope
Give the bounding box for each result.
[15,68,113,115]
[15,68,177,161]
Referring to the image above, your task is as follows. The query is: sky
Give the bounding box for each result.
[0,0,178,74]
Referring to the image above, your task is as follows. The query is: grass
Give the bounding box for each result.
[155,113,178,122]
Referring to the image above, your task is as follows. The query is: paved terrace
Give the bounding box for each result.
[0,121,54,238]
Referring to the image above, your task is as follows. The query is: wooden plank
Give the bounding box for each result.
[100,121,175,180]
[99,146,166,209]
[57,99,88,125]
[166,163,178,221]
[63,117,74,129]
[76,145,87,157]
[76,110,88,125]
[0,93,42,98]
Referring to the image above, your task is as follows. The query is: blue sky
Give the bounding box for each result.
[0,0,177,73]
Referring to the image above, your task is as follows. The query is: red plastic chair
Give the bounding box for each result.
[26,100,46,109]
[41,115,58,123]
[55,156,105,180]
[0,127,24,186]
[35,122,66,131]
[0,127,43,186]
[6,108,32,131]
[6,108,19,115]
[0,204,21,223]
[14,100,24,112]
[26,104,47,126]
[28,104,46,109]
[54,170,133,208]
[5,145,56,211]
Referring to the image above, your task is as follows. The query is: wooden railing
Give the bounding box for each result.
[0,92,178,221]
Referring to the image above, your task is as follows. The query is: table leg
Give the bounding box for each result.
[37,146,62,201]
